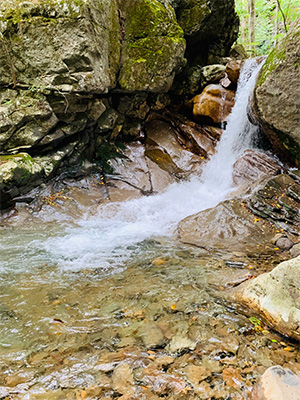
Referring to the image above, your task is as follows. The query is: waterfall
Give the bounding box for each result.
[1,59,264,273]
[200,58,264,192]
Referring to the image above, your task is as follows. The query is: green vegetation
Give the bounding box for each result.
[235,0,300,55]
[125,0,183,40]
[96,140,126,174]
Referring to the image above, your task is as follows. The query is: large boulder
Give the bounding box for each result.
[177,172,300,253]
[118,0,186,92]
[0,0,186,94]
[229,255,300,340]
[0,0,121,93]
[177,198,278,253]
[250,366,300,400]
[254,18,300,166]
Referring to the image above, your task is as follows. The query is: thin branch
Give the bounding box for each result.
[276,0,288,33]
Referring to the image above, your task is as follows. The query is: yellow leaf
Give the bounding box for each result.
[151,258,166,266]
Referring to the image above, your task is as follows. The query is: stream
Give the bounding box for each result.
[0,60,299,399]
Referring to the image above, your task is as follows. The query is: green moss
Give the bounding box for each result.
[0,153,33,162]
[119,36,185,91]
[124,0,183,40]
[177,0,211,36]
[257,46,287,86]
[0,0,85,28]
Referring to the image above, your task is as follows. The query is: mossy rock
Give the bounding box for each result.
[118,0,186,92]
[119,36,185,92]
[254,18,300,166]
[0,0,121,93]
[177,0,211,37]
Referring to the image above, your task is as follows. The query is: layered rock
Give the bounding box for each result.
[254,17,300,166]
[0,0,120,93]
[229,256,300,340]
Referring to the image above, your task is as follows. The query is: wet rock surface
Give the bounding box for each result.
[229,255,300,341]
[0,0,240,210]
[232,150,281,187]
[192,84,235,125]
[177,198,279,253]
[250,365,300,400]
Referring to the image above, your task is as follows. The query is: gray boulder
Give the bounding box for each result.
[254,18,300,166]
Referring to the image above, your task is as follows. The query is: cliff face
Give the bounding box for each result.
[0,0,239,209]
[254,18,300,166]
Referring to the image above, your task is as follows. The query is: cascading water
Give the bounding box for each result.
[0,58,264,273]
[2,58,299,400]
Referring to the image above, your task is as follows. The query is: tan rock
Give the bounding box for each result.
[290,243,300,258]
[250,365,300,400]
[225,60,243,85]
[137,322,165,349]
[192,84,235,124]
[184,365,211,385]
[229,255,300,340]
[112,363,135,396]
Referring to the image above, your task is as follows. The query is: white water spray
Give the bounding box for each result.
[1,59,264,272]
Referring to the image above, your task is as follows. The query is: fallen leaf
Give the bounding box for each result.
[151,258,167,266]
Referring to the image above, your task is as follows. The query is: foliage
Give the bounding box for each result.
[235,0,300,55]
[96,140,126,174]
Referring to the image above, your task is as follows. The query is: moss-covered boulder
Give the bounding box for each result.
[0,0,121,93]
[118,0,186,92]
[254,18,300,166]
[0,152,46,208]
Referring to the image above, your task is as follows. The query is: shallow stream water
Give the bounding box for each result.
[1,60,299,399]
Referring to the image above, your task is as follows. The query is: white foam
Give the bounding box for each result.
[0,59,265,272]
